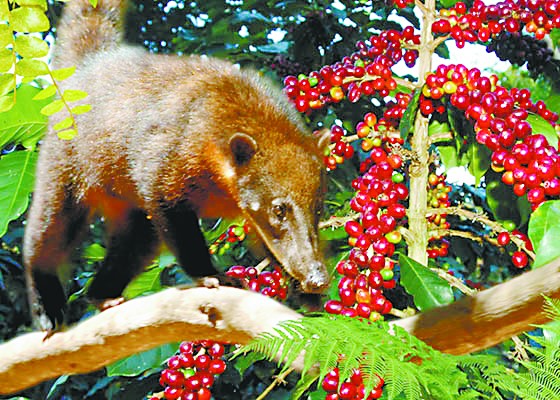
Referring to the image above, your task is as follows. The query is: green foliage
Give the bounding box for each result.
[398,253,454,311]
[528,201,560,268]
[107,343,178,377]
[237,315,514,399]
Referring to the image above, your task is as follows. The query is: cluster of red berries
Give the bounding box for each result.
[226,265,288,300]
[426,172,452,259]
[208,223,250,256]
[422,63,559,209]
[392,0,414,8]
[382,93,412,127]
[154,341,227,400]
[325,125,356,171]
[432,0,560,46]
[322,367,384,400]
[283,25,424,113]
[496,229,534,268]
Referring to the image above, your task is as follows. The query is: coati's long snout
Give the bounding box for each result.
[228,133,330,293]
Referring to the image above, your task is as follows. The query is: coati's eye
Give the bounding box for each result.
[272,203,287,221]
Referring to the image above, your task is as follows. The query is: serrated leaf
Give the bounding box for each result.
[0,73,15,96]
[0,84,48,148]
[71,104,91,114]
[399,253,454,311]
[62,89,87,102]
[527,113,559,149]
[399,89,420,140]
[32,84,56,100]
[0,24,12,48]
[10,6,50,33]
[57,128,76,140]
[122,266,162,299]
[52,116,73,131]
[0,150,37,237]
[51,66,75,81]
[528,200,560,268]
[0,93,14,112]
[40,98,64,116]
[14,35,49,58]
[0,48,14,73]
[15,58,48,77]
[107,343,178,377]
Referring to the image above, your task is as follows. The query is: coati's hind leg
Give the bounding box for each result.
[87,208,160,303]
[156,203,218,281]
[24,189,89,329]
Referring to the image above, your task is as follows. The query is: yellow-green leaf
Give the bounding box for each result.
[89,0,98,7]
[62,89,87,102]
[0,73,15,96]
[0,93,14,112]
[53,116,73,131]
[0,48,14,73]
[71,104,91,114]
[40,98,64,116]
[57,128,76,140]
[32,84,56,100]
[0,24,13,48]
[15,58,48,76]
[51,66,75,81]
[0,1,9,20]
[15,0,47,9]
[10,6,50,33]
[15,35,49,58]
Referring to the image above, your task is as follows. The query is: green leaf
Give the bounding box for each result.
[10,6,50,32]
[52,116,73,131]
[485,169,531,227]
[82,243,106,263]
[0,150,37,237]
[51,66,76,81]
[14,35,49,58]
[15,0,47,9]
[15,58,48,77]
[107,343,178,376]
[40,98,64,116]
[0,73,15,96]
[62,89,88,102]
[56,128,76,140]
[0,93,14,112]
[32,84,56,100]
[0,1,9,20]
[463,143,491,185]
[0,24,13,48]
[71,104,91,114]
[0,84,48,149]
[0,48,14,73]
[528,200,560,268]
[123,266,163,299]
[399,89,420,140]
[399,253,454,311]
[89,0,98,7]
[527,113,559,149]
[440,0,459,7]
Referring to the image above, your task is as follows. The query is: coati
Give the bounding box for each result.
[23,0,330,328]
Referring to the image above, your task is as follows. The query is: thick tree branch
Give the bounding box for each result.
[2,256,560,394]
[0,286,301,395]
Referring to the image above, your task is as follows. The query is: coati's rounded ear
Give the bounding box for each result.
[316,128,331,152]
[229,132,258,166]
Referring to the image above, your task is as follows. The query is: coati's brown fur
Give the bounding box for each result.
[24,0,330,327]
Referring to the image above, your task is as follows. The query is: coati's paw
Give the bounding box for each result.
[198,276,220,289]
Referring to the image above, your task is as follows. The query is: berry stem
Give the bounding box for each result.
[407,0,436,266]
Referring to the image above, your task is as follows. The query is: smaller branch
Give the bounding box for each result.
[319,214,359,230]
[428,131,454,144]
[256,367,295,400]
[429,267,477,296]
[428,228,483,244]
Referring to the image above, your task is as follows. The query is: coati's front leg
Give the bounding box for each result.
[87,209,161,303]
[156,203,219,282]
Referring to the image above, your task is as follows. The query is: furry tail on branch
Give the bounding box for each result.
[53,0,127,68]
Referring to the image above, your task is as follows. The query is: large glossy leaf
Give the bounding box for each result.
[122,265,163,299]
[107,343,178,376]
[527,113,559,149]
[399,253,454,312]
[0,150,37,237]
[0,84,49,150]
[528,200,560,268]
[462,143,491,185]
[399,89,420,141]
[485,169,531,227]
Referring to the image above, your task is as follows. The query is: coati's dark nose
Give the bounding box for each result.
[302,262,330,293]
